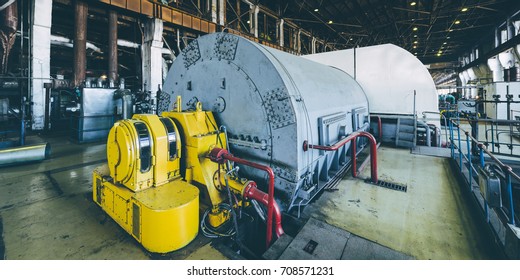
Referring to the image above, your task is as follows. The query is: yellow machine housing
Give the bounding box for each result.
[94,114,199,253]
[94,102,250,253]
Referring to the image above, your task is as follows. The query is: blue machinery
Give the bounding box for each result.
[448,117,520,258]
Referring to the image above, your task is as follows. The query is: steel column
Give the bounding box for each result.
[73,0,88,87]
[108,10,118,83]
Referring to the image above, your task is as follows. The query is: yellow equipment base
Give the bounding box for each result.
[93,165,199,253]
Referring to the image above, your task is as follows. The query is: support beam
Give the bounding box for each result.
[311,37,317,54]
[141,18,163,106]
[31,0,53,130]
[73,0,87,88]
[297,29,301,53]
[108,10,118,83]
[218,0,225,26]
[211,0,217,23]
[278,19,284,47]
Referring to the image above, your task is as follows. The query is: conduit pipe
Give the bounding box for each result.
[0,143,50,166]
[242,181,284,238]
[303,131,378,183]
[209,147,280,249]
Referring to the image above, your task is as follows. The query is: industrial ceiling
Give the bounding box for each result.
[260,0,520,64]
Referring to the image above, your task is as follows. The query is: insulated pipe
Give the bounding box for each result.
[0,143,51,166]
[209,147,276,249]
[303,131,378,183]
[487,56,504,82]
[242,181,284,238]
[108,10,118,82]
[73,0,88,87]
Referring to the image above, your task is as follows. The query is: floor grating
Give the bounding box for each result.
[364,179,408,193]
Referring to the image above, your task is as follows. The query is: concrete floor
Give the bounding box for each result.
[305,146,496,259]
[0,135,497,259]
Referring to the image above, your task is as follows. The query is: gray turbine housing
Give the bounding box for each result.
[163,32,369,212]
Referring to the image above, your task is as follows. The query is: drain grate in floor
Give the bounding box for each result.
[364,179,407,193]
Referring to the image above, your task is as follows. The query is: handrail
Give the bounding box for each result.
[370,116,383,143]
[449,119,517,225]
[208,147,280,248]
[303,131,378,183]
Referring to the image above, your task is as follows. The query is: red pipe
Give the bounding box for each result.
[352,137,357,177]
[303,131,378,183]
[369,116,383,143]
[209,147,278,248]
[243,181,284,238]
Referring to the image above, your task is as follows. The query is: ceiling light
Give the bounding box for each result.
[454,20,460,24]
[410,2,417,6]
[461,7,468,12]
[436,53,442,57]
[314,8,319,12]
[443,42,447,45]
[413,45,417,49]
[447,36,451,39]
[413,27,418,31]
[414,52,418,55]
[448,29,453,32]
[414,34,418,37]
[328,20,333,24]
[414,40,418,44]
[247,20,250,24]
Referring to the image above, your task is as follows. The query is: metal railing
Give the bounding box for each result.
[449,119,517,226]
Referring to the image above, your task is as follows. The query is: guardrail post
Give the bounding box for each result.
[466,132,472,189]
[457,124,462,171]
[450,120,455,159]
[479,145,489,222]
[506,173,516,226]
[491,124,495,153]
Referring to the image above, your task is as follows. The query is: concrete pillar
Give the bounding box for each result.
[108,10,118,83]
[211,0,217,23]
[141,18,163,103]
[278,19,284,47]
[31,0,53,130]
[507,17,514,41]
[73,0,87,87]
[253,5,259,38]
[297,30,301,53]
[218,0,225,26]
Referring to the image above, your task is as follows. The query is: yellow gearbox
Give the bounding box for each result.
[94,114,199,253]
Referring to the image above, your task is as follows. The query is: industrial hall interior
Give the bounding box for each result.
[1,0,520,261]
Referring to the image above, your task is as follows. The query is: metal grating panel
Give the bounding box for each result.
[365,179,407,192]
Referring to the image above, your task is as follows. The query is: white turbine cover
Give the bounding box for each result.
[303,44,438,125]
